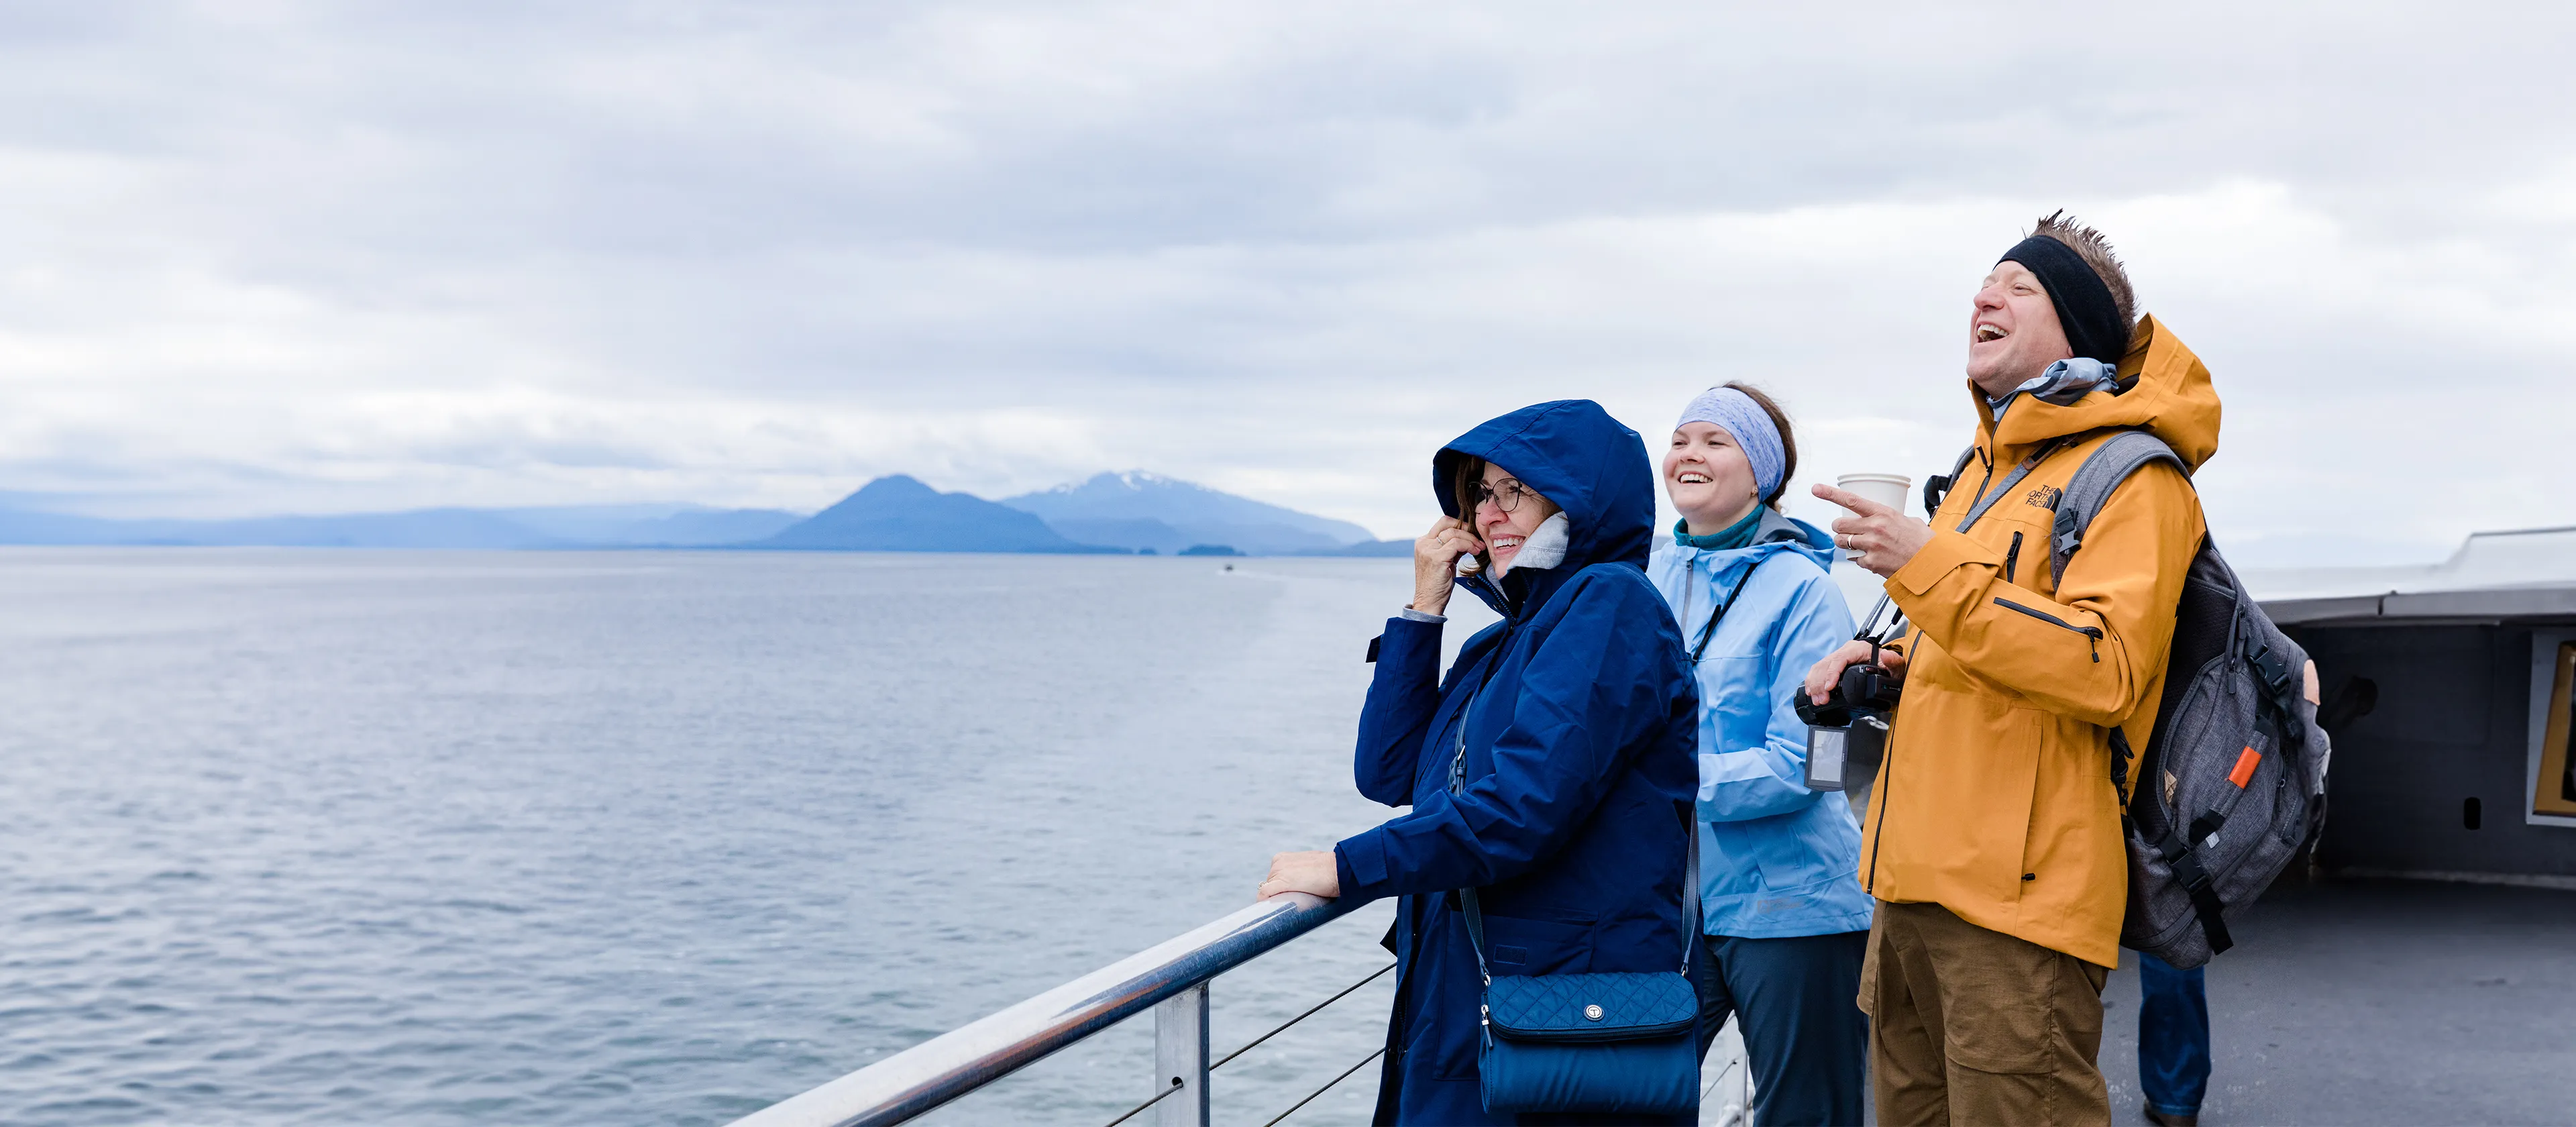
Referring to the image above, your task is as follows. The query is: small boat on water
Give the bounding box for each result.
[741,527,2576,1127]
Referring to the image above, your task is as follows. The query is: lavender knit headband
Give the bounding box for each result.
[1675,387,1786,500]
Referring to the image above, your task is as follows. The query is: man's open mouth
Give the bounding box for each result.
[1975,321,2009,342]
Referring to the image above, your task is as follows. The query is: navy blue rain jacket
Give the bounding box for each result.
[1332,400,1701,1126]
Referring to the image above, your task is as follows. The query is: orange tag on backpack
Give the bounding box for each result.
[2227,746,2261,789]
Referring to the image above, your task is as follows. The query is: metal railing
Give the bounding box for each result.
[731,891,1372,1127]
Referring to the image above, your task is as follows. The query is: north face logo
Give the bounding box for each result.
[2025,485,2064,511]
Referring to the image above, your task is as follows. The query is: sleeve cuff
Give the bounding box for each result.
[1397,606,1447,623]
[1334,830,1391,899]
[1888,528,1991,597]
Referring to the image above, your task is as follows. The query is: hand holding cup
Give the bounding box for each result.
[1814,483,1933,578]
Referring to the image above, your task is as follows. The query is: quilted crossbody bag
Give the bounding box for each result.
[1448,684,1703,1116]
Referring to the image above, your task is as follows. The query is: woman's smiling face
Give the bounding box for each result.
[1664,421,1760,532]
[1472,461,1559,571]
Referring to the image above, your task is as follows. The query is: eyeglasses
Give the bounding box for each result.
[1466,478,1536,514]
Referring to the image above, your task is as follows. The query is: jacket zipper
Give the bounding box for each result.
[2003,531,2023,584]
[1960,443,1999,515]
[1995,596,2102,661]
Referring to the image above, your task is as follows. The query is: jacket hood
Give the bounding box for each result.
[1662,508,1836,572]
[1754,508,1837,571]
[1984,314,2222,471]
[1434,400,1656,607]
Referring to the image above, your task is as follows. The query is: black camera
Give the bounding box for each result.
[1789,663,1902,792]
[1793,663,1902,729]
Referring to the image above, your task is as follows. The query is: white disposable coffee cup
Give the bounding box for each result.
[1834,473,1913,559]
[1835,473,1913,515]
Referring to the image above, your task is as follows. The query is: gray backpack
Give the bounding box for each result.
[1942,430,2332,969]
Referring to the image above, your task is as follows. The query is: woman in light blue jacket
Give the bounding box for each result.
[1648,382,1869,1127]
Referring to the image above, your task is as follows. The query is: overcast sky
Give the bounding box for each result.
[1,3,2570,562]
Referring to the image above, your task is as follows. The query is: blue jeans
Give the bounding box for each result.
[1693,930,1868,1127]
[2137,951,2210,1116]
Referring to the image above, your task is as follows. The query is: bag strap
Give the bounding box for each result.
[1456,817,1701,981]
[1689,555,1767,661]
[1682,816,1701,974]
[2048,429,2190,581]
[2061,431,2263,959]
[1450,683,1702,981]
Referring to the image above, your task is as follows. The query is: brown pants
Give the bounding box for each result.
[1859,901,2111,1126]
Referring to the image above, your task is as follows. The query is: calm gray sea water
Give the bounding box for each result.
[0,549,1494,1126]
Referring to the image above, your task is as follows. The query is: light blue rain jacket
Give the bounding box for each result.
[1648,508,1875,938]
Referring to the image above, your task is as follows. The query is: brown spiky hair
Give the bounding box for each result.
[2030,209,2137,335]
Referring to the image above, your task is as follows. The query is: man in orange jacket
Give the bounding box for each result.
[1808,212,2219,1126]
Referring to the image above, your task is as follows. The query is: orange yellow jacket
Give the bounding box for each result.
[1865,315,2218,967]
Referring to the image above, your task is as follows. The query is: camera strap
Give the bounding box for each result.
[1690,558,1765,662]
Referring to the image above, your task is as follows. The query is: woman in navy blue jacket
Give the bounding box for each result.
[1260,400,1701,1125]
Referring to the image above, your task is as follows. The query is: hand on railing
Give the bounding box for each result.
[1256,851,1340,900]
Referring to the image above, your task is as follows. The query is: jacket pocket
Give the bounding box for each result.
[1480,911,1595,975]
[1995,596,2104,662]
[1739,802,1860,901]
[1974,705,2048,906]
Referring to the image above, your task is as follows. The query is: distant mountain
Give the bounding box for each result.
[188,509,571,549]
[619,508,805,545]
[0,469,1381,556]
[1039,517,1197,554]
[1298,539,1415,557]
[0,508,175,545]
[498,504,803,546]
[1002,471,1375,554]
[0,506,568,548]
[755,475,1115,553]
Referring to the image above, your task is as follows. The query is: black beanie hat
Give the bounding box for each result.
[1998,235,2127,365]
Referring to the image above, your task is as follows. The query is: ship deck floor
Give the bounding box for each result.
[1705,877,2576,1126]
[2102,877,2576,1126]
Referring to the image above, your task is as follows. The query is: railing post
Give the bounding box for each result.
[1153,982,1210,1127]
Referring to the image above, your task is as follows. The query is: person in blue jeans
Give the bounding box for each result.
[2139,951,2211,1126]
[1648,383,1871,1127]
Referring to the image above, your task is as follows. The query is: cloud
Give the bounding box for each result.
[0,3,2569,558]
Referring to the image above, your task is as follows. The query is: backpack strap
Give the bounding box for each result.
[1953,437,2072,533]
[2058,431,2252,957]
[1922,445,1979,519]
[2154,829,2237,956]
[2048,429,2190,581]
